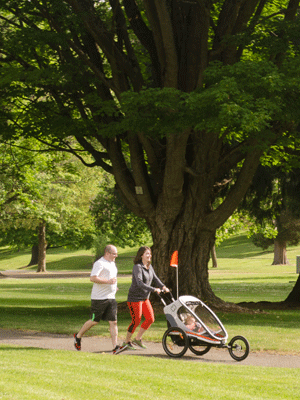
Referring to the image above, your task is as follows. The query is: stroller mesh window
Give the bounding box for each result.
[181,301,226,338]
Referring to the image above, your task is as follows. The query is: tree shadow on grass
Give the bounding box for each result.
[216,234,273,259]
[45,255,93,271]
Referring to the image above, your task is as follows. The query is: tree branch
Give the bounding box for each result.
[123,0,162,87]
[65,0,143,93]
[143,0,178,87]
[107,137,142,213]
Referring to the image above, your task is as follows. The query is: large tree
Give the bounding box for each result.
[1,1,300,307]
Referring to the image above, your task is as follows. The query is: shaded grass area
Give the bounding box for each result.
[0,346,298,400]
[0,246,136,274]
[214,234,273,259]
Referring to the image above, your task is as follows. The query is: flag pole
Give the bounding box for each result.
[170,251,179,299]
[176,266,179,300]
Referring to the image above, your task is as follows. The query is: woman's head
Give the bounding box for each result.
[134,246,152,265]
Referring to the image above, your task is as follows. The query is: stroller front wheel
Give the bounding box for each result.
[162,327,189,358]
[228,335,250,361]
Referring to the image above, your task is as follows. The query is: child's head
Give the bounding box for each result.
[185,315,196,328]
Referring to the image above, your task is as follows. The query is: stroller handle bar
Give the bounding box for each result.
[156,290,175,306]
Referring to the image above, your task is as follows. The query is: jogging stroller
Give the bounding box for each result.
[159,292,250,361]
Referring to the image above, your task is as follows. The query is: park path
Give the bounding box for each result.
[1,328,300,368]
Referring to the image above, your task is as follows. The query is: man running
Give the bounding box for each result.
[74,244,123,354]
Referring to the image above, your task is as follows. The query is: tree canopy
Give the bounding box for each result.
[1,0,300,306]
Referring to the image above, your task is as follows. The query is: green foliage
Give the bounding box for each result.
[240,166,300,249]
[92,234,108,261]
[0,138,151,257]
[90,175,151,248]
[0,139,97,249]
[249,233,274,250]
[215,212,244,247]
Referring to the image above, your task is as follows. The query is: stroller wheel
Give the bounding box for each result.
[162,327,188,358]
[228,335,250,361]
[189,339,211,356]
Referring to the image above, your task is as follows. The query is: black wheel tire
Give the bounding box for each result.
[228,335,250,361]
[162,327,189,358]
[189,339,211,356]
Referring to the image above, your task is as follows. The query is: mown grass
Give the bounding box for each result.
[0,345,298,400]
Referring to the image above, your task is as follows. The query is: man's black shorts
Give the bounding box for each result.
[90,299,117,322]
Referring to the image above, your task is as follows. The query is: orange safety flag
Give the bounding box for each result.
[170,250,178,267]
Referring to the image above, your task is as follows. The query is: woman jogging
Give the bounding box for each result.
[122,246,169,350]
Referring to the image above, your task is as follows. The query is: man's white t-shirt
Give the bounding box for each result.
[90,256,118,300]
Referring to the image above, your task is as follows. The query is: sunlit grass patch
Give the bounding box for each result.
[0,346,299,400]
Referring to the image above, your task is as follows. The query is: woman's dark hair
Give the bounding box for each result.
[134,246,151,264]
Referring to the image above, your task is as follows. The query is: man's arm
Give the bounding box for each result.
[90,275,117,285]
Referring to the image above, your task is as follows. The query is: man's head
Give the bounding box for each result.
[104,245,118,262]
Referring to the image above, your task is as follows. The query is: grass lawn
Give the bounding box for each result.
[0,345,298,400]
[0,235,299,399]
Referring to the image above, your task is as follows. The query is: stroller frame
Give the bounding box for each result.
[159,292,250,361]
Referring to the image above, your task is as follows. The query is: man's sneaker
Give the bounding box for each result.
[113,344,127,355]
[122,341,136,350]
[74,333,81,351]
[133,339,147,349]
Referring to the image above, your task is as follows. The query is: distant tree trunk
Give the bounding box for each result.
[211,244,218,268]
[272,239,289,265]
[27,245,39,266]
[37,222,47,272]
[27,244,39,267]
[284,273,300,304]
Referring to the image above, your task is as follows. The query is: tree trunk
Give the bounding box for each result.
[272,239,289,265]
[37,222,47,273]
[211,244,218,268]
[152,226,219,303]
[149,202,245,312]
[284,273,300,304]
[27,245,39,266]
